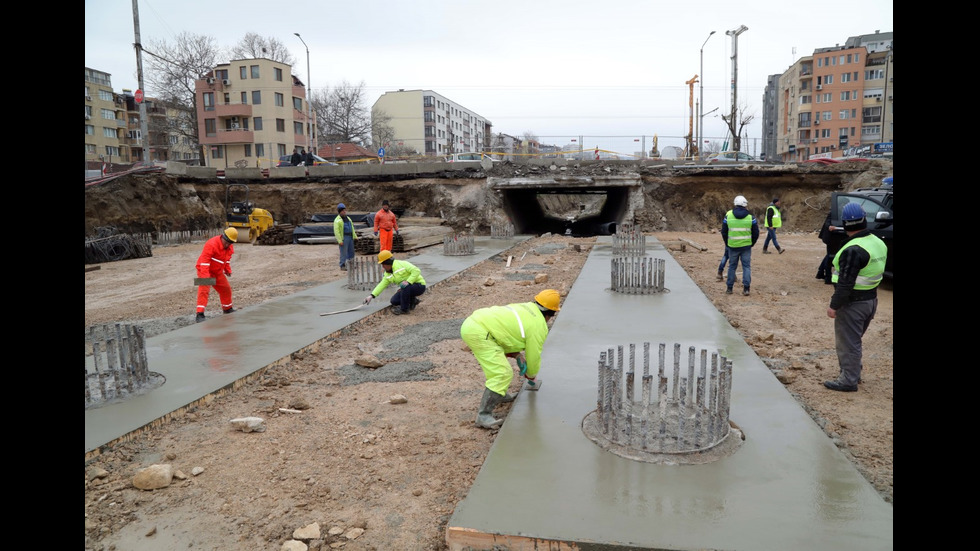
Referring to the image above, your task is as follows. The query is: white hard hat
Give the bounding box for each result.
[734,195,748,207]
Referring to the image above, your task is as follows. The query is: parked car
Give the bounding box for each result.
[706,151,759,164]
[824,179,893,278]
[444,152,497,163]
[276,154,338,167]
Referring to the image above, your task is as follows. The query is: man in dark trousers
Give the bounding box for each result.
[822,202,887,392]
[721,195,759,296]
[762,197,785,254]
[290,148,302,166]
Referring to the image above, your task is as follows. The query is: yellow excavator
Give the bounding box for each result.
[225,183,274,243]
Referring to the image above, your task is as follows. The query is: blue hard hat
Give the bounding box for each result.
[842,202,866,221]
[337,203,346,212]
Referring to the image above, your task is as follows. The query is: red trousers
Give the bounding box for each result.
[378,228,394,252]
[196,273,233,313]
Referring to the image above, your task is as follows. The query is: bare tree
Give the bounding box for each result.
[720,103,755,153]
[314,80,373,145]
[230,32,294,65]
[143,31,220,162]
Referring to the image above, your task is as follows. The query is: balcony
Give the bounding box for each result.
[205,128,255,145]
[215,103,253,118]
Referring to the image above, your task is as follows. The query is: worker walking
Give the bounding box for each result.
[373,199,399,253]
[762,197,785,254]
[363,250,426,315]
[460,289,562,429]
[823,203,887,392]
[333,203,358,271]
[721,195,759,296]
[195,227,238,323]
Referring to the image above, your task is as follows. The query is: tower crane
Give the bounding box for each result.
[685,75,698,160]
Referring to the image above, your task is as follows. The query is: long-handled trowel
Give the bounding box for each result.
[319,303,367,316]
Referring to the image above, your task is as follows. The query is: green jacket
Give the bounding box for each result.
[765,204,782,228]
[333,215,358,244]
[370,259,426,297]
[466,301,549,379]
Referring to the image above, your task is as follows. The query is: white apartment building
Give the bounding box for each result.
[372,89,491,158]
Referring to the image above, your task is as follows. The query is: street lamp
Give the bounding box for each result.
[698,30,715,162]
[294,33,312,155]
[725,25,748,152]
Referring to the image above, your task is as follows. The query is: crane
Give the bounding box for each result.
[685,75,698,160]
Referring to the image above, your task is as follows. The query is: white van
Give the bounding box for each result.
[444,152,493,163]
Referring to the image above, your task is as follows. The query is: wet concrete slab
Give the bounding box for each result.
[446,237,893,551]
[84,236,530,455]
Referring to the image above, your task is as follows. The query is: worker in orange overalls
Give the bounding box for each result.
[373,199,399,253]
[195,227,237,323]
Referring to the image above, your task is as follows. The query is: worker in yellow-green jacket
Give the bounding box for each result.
[460,289,562,429]
[363,250,426,315]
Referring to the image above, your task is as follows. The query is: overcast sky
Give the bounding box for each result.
[85,0,892,156]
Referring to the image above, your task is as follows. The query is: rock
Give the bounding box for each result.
[775,371,797,384]
[88,466,109,481]
[288,397,311,410]
[355,355,384,368]
[293,522,320,540]
[230,416,266,433]
[173,469,188,480]
[281,540,308,551]
[327,526,344,536]
[132,464,174,490]
[534,273,548,283]
[389,394,408,404]
[191,466,205,476]
[344,527,365,540]
[483,277,495,286]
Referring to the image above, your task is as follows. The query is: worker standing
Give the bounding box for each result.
[721,195,759,296]
[333,203,358,271]
[195,227,238,323]
[823,202,887,392]
[363,250,426,314]
[762,197,785,254]
[373,199,399,254]
[460,289,562,429]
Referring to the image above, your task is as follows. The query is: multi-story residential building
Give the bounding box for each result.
[194,58,313,169]
[372,90,491,158]
[763,30,892,162]
[85,67,126,164]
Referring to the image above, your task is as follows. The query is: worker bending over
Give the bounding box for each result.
[373,199,399,253]
[195,227,237,323]
[363,250,426,315]
[460,289,562,429]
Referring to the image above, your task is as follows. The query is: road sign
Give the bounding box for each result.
[134,89,144,104]
[378,147,385,157]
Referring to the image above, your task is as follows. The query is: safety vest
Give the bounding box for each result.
[765,204,782,228]
[725,211,752,248]
[831,234,887,289]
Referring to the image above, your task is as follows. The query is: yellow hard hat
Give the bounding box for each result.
[534,289,561,312]
[378,250,393,263]
[223,227,238,241]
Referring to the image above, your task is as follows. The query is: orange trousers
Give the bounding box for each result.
[378,228,394,252]
[196,273,233,313]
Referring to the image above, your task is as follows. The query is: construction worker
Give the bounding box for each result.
[363,250,426,315]
[762,197,785,254]
[195,227,237,323]
[823,202,887,392]
[373,199,399,253]
[333,203,358,271]
[460,289,562,429]
[721,195,759,296]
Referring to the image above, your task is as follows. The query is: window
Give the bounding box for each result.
[205,118,217,137]
[101,108,115,119]
[424,95,434,107]
[424,111,435,122]
[865,69,884,80]
[277,144,287,157]
[841,72,851,83]
[99,89,114,101]
[256,143,265,158]
[276,119,285,132]
[862,126,881,137]
[839,128,848,138]
[839,110,849,120]
[824,75,833,84]
[838,55,845,65]
[86,143,97,155]
[216,69,228,80]
[85,125,94,135]
[85,105,93,117]
[863,89,884,101]
[275,93,284,107]
[294,121,303,135]
[293,97,302,111]
[211,146,224,159]
[862,107,882,124]
[223,93,230,104]
[244,144,252,157]
[823,111,832,121]
[254,117,263,130]
[251,91,261,105]
[105,146,120,157]
[823,93,832,102]
[840,91,852,101]
[250,65,260,78]
[846,54,852,63]
[854,53,860,62]
[240,66,247,79]
[274,67,283,81]
[203,92,215,111]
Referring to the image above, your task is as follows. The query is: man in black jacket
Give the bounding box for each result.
[290,149,302,166]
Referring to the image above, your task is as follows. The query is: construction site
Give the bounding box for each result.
[84,158,893,550]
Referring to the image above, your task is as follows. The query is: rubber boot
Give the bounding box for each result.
[501,391,518,403]
[476,388,504,429]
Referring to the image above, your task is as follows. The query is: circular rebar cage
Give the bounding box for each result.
[443,233,476,255]
[581,342,743,464]
[85,323,165,409]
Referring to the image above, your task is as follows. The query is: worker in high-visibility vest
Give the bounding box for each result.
[721,195,759,296]
[823,202,887,392]
[762,197,785,254]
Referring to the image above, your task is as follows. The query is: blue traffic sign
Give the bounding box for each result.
[378,147,385,157]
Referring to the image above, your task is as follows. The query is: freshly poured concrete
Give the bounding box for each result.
[446,237,893,551]
[84,236,529,455]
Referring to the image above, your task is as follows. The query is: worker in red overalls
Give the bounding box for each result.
[195,227,237,323]
[373,199,399,253]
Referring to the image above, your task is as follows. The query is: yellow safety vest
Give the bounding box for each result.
[831,234,887,289]
[765,205,782,228]
[725,211,752,248]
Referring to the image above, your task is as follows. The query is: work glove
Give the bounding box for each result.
[395,230,399,235]
[374,231,379,237]
[364,295,373,305]
[516,353,527,376]
[525,375,540,390]
[399,281,408,289]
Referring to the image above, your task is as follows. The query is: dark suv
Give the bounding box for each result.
[825,181,893,278]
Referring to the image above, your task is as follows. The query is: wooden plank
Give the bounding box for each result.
[679,237,707,251]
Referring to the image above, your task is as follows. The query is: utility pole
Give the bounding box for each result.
[132,0,149,163]
[725,25,748,153]
[699,31,715,161]
[294,33,313,155]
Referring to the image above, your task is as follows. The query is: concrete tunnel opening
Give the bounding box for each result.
[496,185,633,237]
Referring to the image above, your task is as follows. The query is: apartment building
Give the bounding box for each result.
[195,58,313,169]
[85,67,126,164]
[372,89,491,158]
[762,30,893,162]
